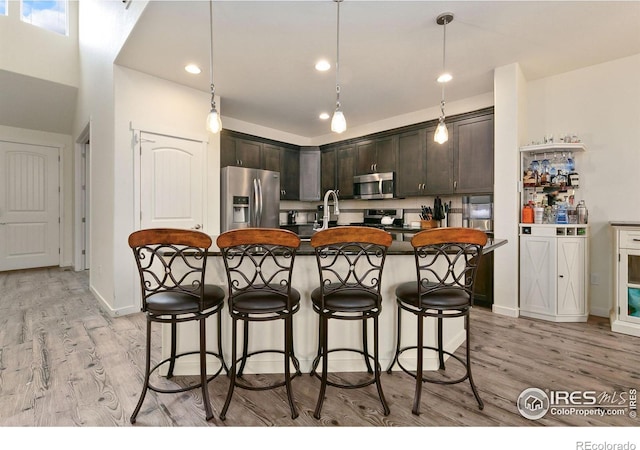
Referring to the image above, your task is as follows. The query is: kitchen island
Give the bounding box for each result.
[163,235,507,375]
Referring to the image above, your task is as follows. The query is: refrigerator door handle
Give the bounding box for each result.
[253,178,259,226]
[257,178,263,226]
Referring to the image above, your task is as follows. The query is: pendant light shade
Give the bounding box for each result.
[434,12,453,145]
[434,115,449,144]
[331,0,346,134]
[331,108,347,133]
[206,100,222,133]
[206,0,221,134]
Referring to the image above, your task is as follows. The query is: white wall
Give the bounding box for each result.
[0,125,74,266]
[526,53,640,317]
[74,0,148,315]
[112,65,220,314]
[492,63,527,317]
[0,0,79,87]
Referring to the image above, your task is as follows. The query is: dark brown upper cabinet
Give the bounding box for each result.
[396,128,427,197]
[355,136,396,175]
[453,114,494,194]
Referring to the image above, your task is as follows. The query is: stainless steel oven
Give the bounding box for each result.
[353,172,395,199]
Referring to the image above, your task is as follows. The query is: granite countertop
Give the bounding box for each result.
[208,234,507,256]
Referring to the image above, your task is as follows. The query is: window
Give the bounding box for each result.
[21,1,67,35]
[0,0,7,16]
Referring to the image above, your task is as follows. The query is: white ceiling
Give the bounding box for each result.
[3,1,640,137]
[114,1,640,139]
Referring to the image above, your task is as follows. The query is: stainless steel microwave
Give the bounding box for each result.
[353,172,395,199]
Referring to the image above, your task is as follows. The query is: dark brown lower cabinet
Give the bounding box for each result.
[473,251,494,308]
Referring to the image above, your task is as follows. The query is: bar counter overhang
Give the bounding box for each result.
[162,236,508,376]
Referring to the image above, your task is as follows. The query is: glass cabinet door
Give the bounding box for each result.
[620,250,640,324]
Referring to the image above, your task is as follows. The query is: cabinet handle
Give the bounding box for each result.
[374,163,377,172]
[454,180,457,190]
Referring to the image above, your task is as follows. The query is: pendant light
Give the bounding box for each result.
[206,0,222,133]
[434,12,453,145]
[331,0,347,134]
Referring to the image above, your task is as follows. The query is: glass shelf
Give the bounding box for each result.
[520,143,586,153]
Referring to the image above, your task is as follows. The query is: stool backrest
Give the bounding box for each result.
[128,228,212,312]
[410,227,487,300]
[216,228,301,307]
[311,226,392,306]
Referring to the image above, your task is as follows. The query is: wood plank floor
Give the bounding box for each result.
[1,267,638,430]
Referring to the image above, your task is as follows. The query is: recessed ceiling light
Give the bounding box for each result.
[437,73,452,83]
[319,112,330,120]
[185,64,201,74]
[315,60,331,71]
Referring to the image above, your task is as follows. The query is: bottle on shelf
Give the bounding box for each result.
[577,200,588,224]
[522,202,534,223]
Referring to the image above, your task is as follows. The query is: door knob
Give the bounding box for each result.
[192,224,202,230]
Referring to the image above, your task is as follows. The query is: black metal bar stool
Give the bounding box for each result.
[128,228,226,423]
[387,227,487,415]
[310,226,392,419]
[216,228,302,420]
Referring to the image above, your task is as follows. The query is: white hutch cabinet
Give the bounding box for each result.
[519,224,589,322]
[610,223,640,337]
[518,142,589,322]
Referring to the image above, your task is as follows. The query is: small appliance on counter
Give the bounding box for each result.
[287,210,298,225]
[462,195,493,235]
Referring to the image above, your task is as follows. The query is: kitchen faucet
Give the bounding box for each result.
[317,189,340,231]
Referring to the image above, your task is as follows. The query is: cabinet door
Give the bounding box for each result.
[235,139,262,169]
[557,238,586,315]
[375,136,396,173]
[336,145,356,198]
[454,114,494,193]
[520,236,557,316]
[396,129,426,197]
[355,140,376,175]
[619,248,640,325]
[220,134,237,168]
[425,126,454,194]
[321,148,336,194]
[262,144,281,173]
[280,148,300,200]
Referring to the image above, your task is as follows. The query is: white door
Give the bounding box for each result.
[519,236,557,316]
[140,133,204,230]
[0,141,60,271]
[557,238,585,315]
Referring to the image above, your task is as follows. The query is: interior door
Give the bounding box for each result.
[140,133,204,230]
[0,141,60,271]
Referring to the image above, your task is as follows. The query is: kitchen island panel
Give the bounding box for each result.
[162,238,506,375]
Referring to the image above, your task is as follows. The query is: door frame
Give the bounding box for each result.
[74,123,91,271]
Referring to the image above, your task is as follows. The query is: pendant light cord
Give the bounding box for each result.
[335,0,341,108]
[209,0,215,109]
[440,15,449,118]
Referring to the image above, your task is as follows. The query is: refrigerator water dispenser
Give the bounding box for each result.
[232,196,249,224]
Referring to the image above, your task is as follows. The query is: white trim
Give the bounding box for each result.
[492,304,520,318]
[90,285,140,318]
[74,123,90,271]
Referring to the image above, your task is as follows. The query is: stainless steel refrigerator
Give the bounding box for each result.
[220,166,280,232]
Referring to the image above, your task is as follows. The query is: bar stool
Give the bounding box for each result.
[128,228,226,423]
[387,227,487,415]
[216,228,302,420]
[310,226,392,419]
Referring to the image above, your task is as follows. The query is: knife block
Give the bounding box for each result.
[420,219,439,229]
